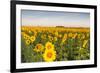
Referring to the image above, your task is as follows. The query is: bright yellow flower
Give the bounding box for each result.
[43,49,56,62]
[54,37,57,41]
[77,34,81,39]
[28,30,32,34]
[83,40,88,48]
[22,33,30,40]
[25,39,31,45]
[48,35,53,41]
[62,34,67,41]
[33,30,37,36]
[55,31,58,37]
[68,33,73,38]
[72,33,77,39]
[45,42,54,50]
[81,34,85,39]
[86,33,90,38]
[21,27,27,31]
[58,34,62,38]
[41,34,46,39]
[34,44,44,52]
[30,36,36,43]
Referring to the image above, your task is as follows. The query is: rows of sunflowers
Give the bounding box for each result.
[21,26,90,62]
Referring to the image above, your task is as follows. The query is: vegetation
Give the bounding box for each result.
[21,26,90,63]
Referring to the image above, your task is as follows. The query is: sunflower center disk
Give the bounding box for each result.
[47,52,52,58]
[37,45,41,49]
[47,45,51,49]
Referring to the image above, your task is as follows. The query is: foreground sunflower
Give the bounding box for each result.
[45,42,54,50]
[33,44,44,52]
[43,49,56,62]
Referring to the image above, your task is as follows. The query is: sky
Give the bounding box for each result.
[21,10,90,27]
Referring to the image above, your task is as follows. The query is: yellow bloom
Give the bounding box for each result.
[43,49,56,62]
[25,39,31,45]
[48,35,53,41]
[34,44,44,52]
[45,42,54,50]
[54,37,57,41]
[83,40,88,48]
[58,34,62,38]
[78,34,81,39]
[81,34,85,39]
[86,33,90,38]
[30,36,36,43]
[72,33,77,39]
[62,34,67,41]
[33,31,37,36]
[22,33,30,40]
[21,27,27,31]
[28,30,32,34]
[55,31,58,37]
[64,34,67,38]
[41,34,46,39]
[68,33,73,38]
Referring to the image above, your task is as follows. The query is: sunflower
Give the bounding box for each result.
[58,34,62,38]
[25,39,31,45]
[72,33,77,39]
[55,31,58,37]
[81,34,85,39]
[45,42,54,50]
[43,49,56,62]
[33,44,44,52]
[62,34,67,41]
[77,34,81,39]
[54,37,57,41]
[82,40,88,48]
[68,33,73,38]
[48,35,53,41]
[30,36,36,43]
[22,33,30,40]
[33,31,37,36]
[41,34,46,39]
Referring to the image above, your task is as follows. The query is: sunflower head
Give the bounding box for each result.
[68,33,73,38]
[45,42,54,50]
[55,31,58,37]
[30,36,36,43]
[22,33,30,40]
[34,44,44,52]
[25,39,31,45]
[54,37,57,41]
[43,49,56,62]
[72,33,78,39]
[41,34,46,39]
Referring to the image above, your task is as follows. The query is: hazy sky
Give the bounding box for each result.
[21,10,90,27]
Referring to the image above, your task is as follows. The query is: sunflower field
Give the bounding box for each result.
[21,26,90,63]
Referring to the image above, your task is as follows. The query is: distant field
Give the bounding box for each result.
[21,26,90,63]
[21,26,90,32]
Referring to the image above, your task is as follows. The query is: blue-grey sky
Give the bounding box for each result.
[21,10,90,27]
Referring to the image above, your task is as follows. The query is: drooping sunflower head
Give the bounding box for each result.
[45,42,54,50]
[43,49,56,62]
[34,44,44,52]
